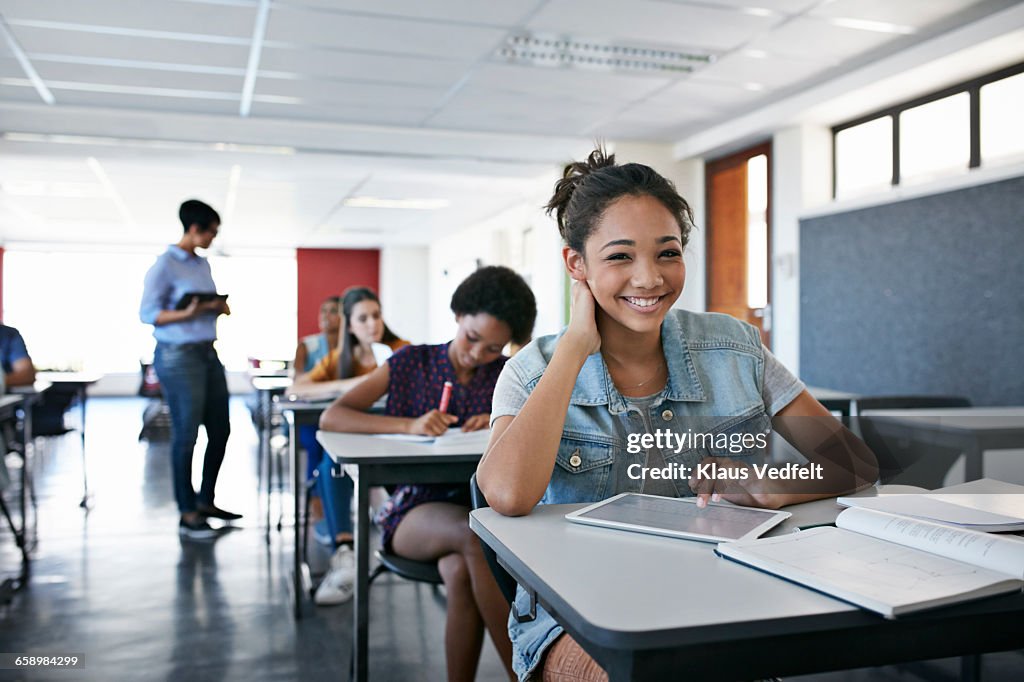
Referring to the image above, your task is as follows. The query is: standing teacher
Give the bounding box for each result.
[140,199,240,540]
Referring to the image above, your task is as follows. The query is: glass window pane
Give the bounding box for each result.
[981,72,1024,165]
[2,250,296,373]
[899,92,969,183]
[835,117,893,198]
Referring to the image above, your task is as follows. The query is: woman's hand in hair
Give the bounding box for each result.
[408,409,459,436]
[564,280,601,356]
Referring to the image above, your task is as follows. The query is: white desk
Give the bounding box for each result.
[470,481,1024,681]
[36,371,102,507]
[250,376,293,536]
[860,406,1024,481]
[316,430,485,682]
[279,399,331,618]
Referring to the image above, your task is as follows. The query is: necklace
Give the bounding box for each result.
[604,354,667,390]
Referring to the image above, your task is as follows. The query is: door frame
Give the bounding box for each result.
[704,140,773,347]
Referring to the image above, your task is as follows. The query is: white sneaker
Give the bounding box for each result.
[315,545,355,606]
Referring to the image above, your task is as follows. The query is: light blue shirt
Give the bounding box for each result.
[139,245,219,344]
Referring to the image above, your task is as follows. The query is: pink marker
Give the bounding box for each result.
[439,381,453,413]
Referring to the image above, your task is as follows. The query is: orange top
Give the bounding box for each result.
[305,337,409,382]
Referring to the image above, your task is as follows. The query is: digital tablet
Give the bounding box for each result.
[175,292,228,310]
[565,493,791,543]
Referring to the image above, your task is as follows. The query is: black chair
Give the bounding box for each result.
[469,473,519,607]
[857,395,972,489]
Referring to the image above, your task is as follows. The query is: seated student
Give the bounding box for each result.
[0,322,37,390]
[477,148,879,682]
[320,266,536,682]
[291,287,408,606]
[293,295,341,376]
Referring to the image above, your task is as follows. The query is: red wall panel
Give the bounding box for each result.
[296,248,379,340]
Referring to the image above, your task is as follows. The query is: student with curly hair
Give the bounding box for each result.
[320,265,537,682]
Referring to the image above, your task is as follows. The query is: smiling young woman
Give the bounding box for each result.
[476,147,878,682]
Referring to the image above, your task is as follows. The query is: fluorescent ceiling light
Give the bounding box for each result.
[496,33,714,75]
[2,132,296,155]
[829,17,917,35]
[0,15,55,104]
[86,156,135,227]
[344,197,449,210]
[741,7,777,18]
[240,0,271,117]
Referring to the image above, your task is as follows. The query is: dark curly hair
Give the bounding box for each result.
[545,146,694,254]
[450,266,537,346]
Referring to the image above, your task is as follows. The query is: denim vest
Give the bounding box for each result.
[499,309,775,680]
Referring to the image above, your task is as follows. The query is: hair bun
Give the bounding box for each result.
[546,145,615,239]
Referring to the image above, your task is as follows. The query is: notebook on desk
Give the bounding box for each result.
[716,507,1024,618]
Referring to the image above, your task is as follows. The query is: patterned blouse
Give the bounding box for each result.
[376,342,506,550]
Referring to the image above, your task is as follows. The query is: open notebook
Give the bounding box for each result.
[716,507,1024,618]
[375,427,491,449]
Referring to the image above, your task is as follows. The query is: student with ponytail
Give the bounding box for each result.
[477,147,878,681]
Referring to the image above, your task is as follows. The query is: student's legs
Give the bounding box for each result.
[316,457,354,542]
[391,502,514,682]
[542,634,608,682]
[154,344,206,515]
[197,348,230,507]
[299,424,324,481]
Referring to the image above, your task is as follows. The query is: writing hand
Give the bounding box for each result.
[461,414,490,432]
[408,409,459,436]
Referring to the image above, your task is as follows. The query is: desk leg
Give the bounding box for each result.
[964,443,984,482]
[261,390,272,540]
[961,653,982,682]
[78,387,91,509]
[353,471,370,682]
[292,417,303,620]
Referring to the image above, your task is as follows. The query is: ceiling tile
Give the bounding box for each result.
[276,0,540,26]
[465,63,672,103]
[665,0,819,13]
[745,17,898,60]
[265,6,506,59]
[698,52,834,89]
[527,0,776,52]
[13,26,250,68]
[257,47,469,87]
[250,101,434,127]
[32,61,244,93]
[255,78,446,108]
[808,0,987,28]
[1,0,257,39]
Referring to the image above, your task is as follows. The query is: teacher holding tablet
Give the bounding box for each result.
[140,198,239,540]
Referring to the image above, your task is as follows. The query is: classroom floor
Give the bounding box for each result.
[1,397,1021,681]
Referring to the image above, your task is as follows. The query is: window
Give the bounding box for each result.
[899,93,969,184]
[2,249,297,373]
[835,117,893,198]
[746,153,768,310]
[981,71,1024,164]
[832,61,1024,197]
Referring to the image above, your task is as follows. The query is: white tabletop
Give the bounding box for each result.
[36,371,103,385]
[317,429,488,463]
[471,503,858,640]
[860,406,1024,432]
[251,376,293,392]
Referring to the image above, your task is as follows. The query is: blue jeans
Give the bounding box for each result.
[317,454,354,540]
[154,341,231,515]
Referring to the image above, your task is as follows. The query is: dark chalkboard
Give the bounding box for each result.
[800,175,1024,406]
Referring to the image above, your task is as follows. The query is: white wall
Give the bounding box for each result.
[427,193,564,343]
[770,125,832,376]
[380,246,430,343]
